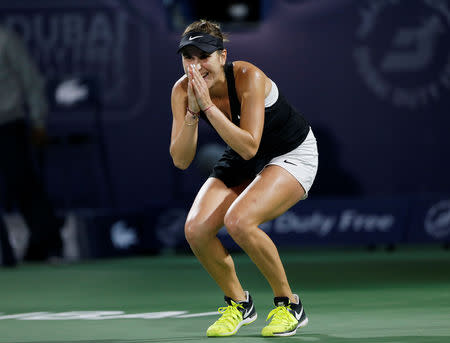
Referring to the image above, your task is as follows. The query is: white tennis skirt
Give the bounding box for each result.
[263,128,319,200]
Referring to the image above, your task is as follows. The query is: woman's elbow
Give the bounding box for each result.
[171,154,190,169]
[173,160,189,170]
[170,151,191,170]
[240,146,258,160]
[171,153,190,170]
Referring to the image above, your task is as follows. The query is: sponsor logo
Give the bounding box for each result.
[425,200,450,239]
[165,207,396,242]
[294,307,303,321]
[110,221,138,249]
[284,160,297,166]
[337,210,394,232]
[354,0,450,109]
[189,35,203,40]
[55,78,89,106]
[273,209,394,236]
[243,304,254,318]
[274,211,336,236]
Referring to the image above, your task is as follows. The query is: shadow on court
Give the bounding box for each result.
[236,334,450,342]
[16,334,449,343]
[307,334,450,343]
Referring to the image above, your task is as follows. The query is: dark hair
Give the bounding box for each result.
[183,19,229,43]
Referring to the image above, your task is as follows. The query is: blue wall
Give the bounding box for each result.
[1,0,449,212]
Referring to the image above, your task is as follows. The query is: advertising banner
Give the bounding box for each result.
[408,196,450,243]
[153,197,411,252]
[75,210,160,258]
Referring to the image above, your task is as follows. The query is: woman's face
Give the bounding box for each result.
[181,46,226,88]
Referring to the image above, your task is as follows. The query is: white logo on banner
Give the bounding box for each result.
[55,78,89,106]
[354,0,450,109]
[274,211,335,236]
[110,221,138,249]
[159,207,396,242]
[338,210,394,232]
[425,200,450,239]
[259,210,394,236]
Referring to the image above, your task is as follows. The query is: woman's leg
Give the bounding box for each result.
[185,177,249,301]
[224,165,305,303]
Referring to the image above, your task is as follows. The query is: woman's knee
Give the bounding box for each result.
[224,209,254,243]
[184,217,211,248]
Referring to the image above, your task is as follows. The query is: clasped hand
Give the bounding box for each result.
[187,64,213,112]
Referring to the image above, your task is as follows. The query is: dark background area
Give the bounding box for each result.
[1,0,449,258]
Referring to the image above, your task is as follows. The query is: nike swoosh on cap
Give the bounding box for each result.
[189,35,203,40]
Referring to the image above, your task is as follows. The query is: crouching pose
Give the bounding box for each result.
[170,19,318,337]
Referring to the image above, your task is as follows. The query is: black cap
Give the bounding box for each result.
[177,32,224,54]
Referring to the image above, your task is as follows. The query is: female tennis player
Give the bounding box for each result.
[170,19,318,337]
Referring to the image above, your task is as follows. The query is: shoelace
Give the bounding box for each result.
[266,305,293,325]
[215,303,244,327]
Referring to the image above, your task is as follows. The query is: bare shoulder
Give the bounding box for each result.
[233,61,268,82]
[232,61,268,96]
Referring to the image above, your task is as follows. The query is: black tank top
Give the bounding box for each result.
[201,61,310,160]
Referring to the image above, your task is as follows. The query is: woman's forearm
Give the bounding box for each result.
[205,106,259,160]
[170,119,199,169]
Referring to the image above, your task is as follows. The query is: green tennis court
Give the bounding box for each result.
[1,246,449,343]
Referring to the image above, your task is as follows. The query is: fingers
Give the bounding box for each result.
[192,65,204,84]
[187,68,200,112]
[188,65,200,82]
[186,65,194,86]
[188,64,212,110]
[187,66,197,93]
[189,65,205,94]
[191,78,204,103]
[188,64,200,80]
[188,65,201,95]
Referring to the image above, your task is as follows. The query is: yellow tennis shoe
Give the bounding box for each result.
[206,291,257,337]
[261,294,308,337]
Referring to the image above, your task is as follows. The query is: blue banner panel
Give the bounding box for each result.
[75,210,160,258]
[70,195,449,259]
[407,196,450,243]
[217,197,409,251]
[151,197,410,253]
[1,0,448,211]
